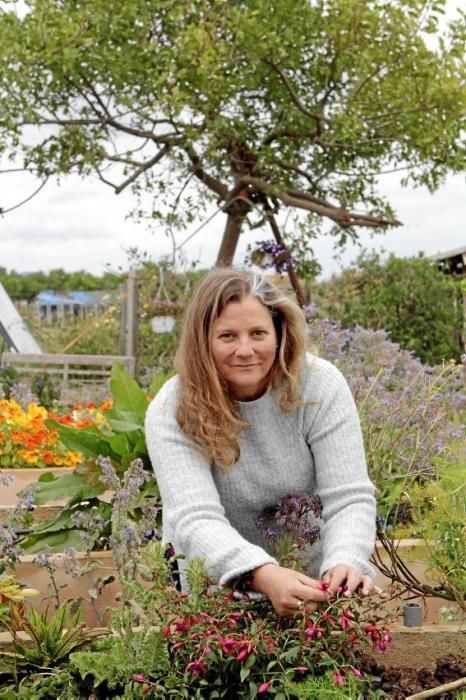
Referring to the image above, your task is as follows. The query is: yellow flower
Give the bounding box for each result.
[27,403,47,420]
[63,451,82,467]
[17,449,39,465]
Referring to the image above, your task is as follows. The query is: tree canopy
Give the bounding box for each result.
[0,0,465,265]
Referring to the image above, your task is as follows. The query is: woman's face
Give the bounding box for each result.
[210,295,278,401]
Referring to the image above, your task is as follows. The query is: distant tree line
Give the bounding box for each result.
[314,252,464,366]
[0,268,124,301]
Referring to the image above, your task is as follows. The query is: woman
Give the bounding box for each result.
[145,269,379,616]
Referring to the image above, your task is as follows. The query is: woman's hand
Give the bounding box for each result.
[323,564,385,598]
[250,564,329,617]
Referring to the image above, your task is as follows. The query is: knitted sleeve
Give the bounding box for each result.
[144,378,277,587]
[303,359,376,578]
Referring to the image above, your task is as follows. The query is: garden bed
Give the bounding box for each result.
[0,467,72,506]
[363,627,466,698]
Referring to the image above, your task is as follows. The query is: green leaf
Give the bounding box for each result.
[149,371,172,397]
[106,417,143,432]
[46,420,114,459]
[33,472,103,505]
[240,666,251,682]
[20,528,88,553]
[110,363,148,417]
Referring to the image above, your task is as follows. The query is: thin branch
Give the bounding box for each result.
[261,127,315,147]
[114,145,169,194]
[372,528,465,608]
[263,60,327,126]
[93,166,119,190]
[0,176,49,214]
[186,147,229,200]
[272,159,316,187]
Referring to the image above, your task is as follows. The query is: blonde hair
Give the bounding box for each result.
[175,268,307,468]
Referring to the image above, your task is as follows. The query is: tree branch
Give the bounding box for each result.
[0,176,49,214]
[263,60,327,127]
[186,147,229,200]
[114,145,170,194]
[240,175,401,229]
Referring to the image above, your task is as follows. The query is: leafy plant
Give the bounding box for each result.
[18,364,164,553]
[315,251,464,365]
[307,317,466,521]
[0,604,101,680]
[30,373,60,410]
[374,460,466,611]
[0,575,38,631]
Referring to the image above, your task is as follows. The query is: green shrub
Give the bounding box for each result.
[315,251,463,365]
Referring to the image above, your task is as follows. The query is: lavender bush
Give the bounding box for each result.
[307,317,466,525]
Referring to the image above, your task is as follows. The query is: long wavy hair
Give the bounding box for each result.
[175,269,308,468]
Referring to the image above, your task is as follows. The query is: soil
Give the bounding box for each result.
[362,630,466,698]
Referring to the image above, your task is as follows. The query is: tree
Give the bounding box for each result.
[0,0,465,273]
[315,251,464,365]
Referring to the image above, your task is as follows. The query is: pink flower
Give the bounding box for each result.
[133,673,146,682]
[348,667,361,677]
[339,608,353,630]
[185,660,207,677]
[221,637,237,654]
[294,666,308,673]
[333,672,345,686]
[172,642,184,650]
[258,681,271,693]
[236,648,249,662]
[305,622,324,639]
[317,579,330,591]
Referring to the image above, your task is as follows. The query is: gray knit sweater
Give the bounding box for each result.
[145,355,376,587]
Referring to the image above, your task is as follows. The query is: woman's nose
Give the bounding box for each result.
[235,337,255,355]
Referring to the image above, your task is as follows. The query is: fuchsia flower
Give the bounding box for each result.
[294,666,308,673]
[339,608,353,630]
[185,660,207,677]
[305,622,325,639]
[333,672,346,686]
[258,681,272,693]
[236,648,249,662]
[220,637,237,654]
[133,673,146,682]
[317,579,330,591]
[348,667,362,677]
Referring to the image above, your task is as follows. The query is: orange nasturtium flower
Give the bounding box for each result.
[0,399,101,469]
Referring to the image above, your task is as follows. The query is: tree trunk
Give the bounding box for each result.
[216,213,244,267]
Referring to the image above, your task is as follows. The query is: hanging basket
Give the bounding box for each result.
[150,316,176,334]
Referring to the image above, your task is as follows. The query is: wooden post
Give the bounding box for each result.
[125,270,137,360]
[119,282,127,356]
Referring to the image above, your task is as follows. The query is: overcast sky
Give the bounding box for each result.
[1,168,465,280]
[1,0,464,281]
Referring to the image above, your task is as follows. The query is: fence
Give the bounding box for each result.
[0,352,135,397]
